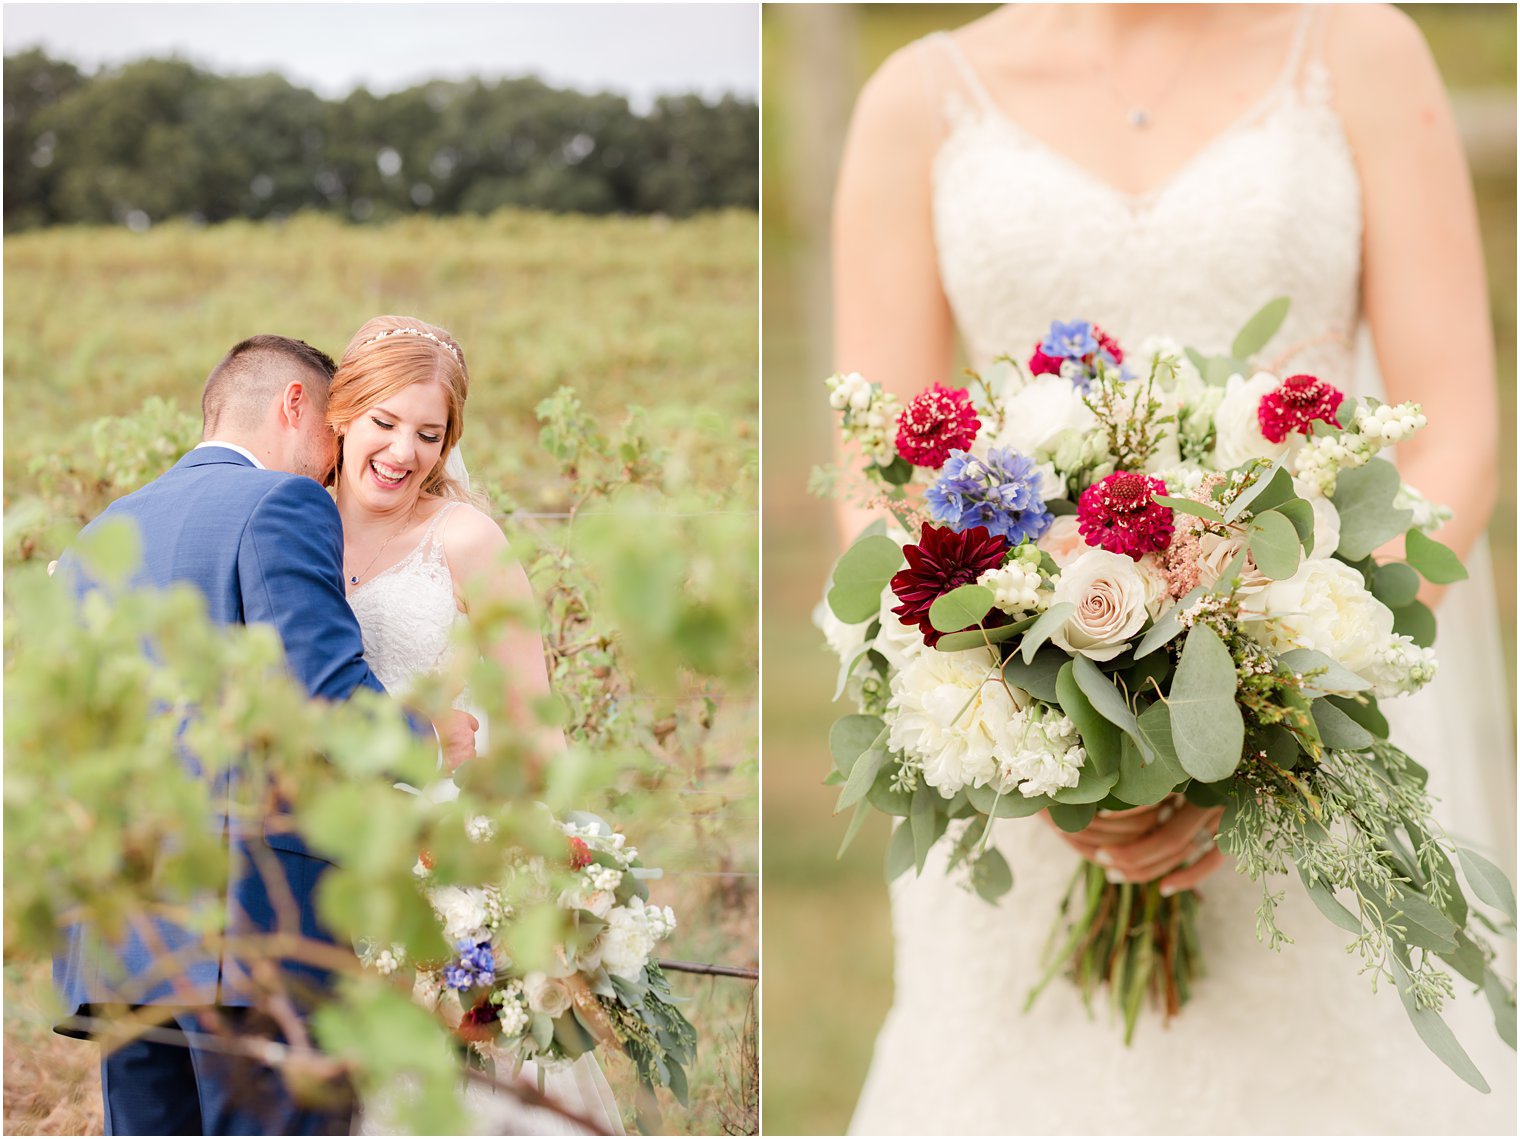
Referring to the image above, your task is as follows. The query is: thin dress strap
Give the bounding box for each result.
[926,29,1001,118]
[1276,5,1316,90]
[422,499,460,561]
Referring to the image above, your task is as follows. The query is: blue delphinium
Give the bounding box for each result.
[443,940,495,990]
[1038,318,1133,390]
[926,447,1053,545]
[1041,319,1098,362]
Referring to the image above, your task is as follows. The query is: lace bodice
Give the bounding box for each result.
[347,501,465,698]
[929,15,1363,388]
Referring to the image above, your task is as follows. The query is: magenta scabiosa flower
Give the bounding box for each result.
[1077,471,1174,560]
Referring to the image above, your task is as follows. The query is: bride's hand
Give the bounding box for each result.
[434,709,480,773]
[1044,796,1226,894]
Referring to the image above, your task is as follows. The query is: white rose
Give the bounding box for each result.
[1211,372,1293,470]
[990,375,1096,457]
[523,971,572,1018]
[599,901,660,980]
[1241,558,1394,676]
[1308,492,1341,558]
[1050,549,1153,661]
[886,647,1026,797]
[1195,531,1271,596]
[430,886,489,943]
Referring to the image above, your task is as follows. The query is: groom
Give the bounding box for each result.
[53,335,466,1135]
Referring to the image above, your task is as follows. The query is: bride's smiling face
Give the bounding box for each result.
[338,379,450,511]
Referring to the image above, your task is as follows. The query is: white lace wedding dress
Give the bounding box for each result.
[849,15,1516,1136]
[349,499,625,1136]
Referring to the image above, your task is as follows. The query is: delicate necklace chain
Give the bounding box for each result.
[1094,13,1219,130]
[346,507,418,587]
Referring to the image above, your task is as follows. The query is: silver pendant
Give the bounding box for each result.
[1128,107,1151,129]
[350,574,359,584]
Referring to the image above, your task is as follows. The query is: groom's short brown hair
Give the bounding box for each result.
[201,334,337,434]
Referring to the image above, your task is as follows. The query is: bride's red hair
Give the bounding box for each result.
[326,315,473,502]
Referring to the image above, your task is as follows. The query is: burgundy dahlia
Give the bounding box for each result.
[457,997,501,1044]
[568,836,592,870]
[1077,471,1175,560]
[890,523,1009,646]
[1257,374,1344,444]
[895,384,981,469]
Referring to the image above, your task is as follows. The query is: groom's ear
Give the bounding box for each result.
[277,378,311,428]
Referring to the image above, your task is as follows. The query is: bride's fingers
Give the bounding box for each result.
[1159,846,1226,896]
[1097,806,1224,881]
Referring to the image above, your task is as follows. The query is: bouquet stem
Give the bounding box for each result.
[1027,861,1202,1043]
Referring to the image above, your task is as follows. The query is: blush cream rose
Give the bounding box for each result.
[1050,549,1154,661]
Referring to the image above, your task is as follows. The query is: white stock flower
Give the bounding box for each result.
[990,375,1096,458]
[1240,558,1394,677]
[523,972,573,1018]
[886,647,1025,797]
[1049,549,1154,661]
[991,710,1086,799]
[1361,636,1439,699]
[430,886,490,943]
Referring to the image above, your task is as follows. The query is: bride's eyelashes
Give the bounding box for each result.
[369,416,442,445]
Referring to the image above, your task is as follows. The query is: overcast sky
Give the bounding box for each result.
[3,3,758,108]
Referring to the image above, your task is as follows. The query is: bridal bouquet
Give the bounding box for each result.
[817,300,1516,1088]
[362,810,696,1106]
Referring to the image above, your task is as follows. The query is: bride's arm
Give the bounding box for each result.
[1330,5,1498,599]
[832,44,956,541]
[445,505,557,783]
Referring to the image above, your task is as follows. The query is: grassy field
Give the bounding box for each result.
[2,209,758,1135]
[760,6,1517,1135]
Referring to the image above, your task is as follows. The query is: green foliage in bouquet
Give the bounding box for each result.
[818,298,1516,1088]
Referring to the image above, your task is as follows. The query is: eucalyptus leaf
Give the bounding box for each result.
[965,783,1051,818]
[833,641,880,702]
[1072,655,1152,763]
[1365,881,1459,953]
[1391,599,1436,648]
[1224,461,1292,523]
[1114,728,1187,806]
[1456,846,1518,923]
[884,820,915,883]
[1248,510,1301,580]
[935,618,1028,654]
[1184,346,1209,378]
[1020,602,1076,664]
[1482,970,1517,1050]
[1331,459,1413,561]
[1230,296,1291,359]
[1405,528,1468,585]
[875,455,914,486]
[970,848,1014,903]
[1371,562,1421,610]
[929,583,996,634]
[1297,866,1362,934]
[827,535,904,623]
[834,729,889,812]
[1436,930,1487,987]
[1169,624,1245,781]
[1152,495,1224,522]
[1390,956,1490,1093]
[1056,662,1120,774]
[1003,648,1065,702]
[1278,648,1372,695]
[1311,700,1374,750]
[1047,802,1097,832]
[866,764,914,817]
[910,782,945,874]
[1325,694,1389,739]
[1134,586,1204,659]
[837,799,872,859]
[829,714,886,777]
[1273,498,1316,551]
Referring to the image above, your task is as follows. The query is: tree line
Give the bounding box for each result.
[3,50,758,231]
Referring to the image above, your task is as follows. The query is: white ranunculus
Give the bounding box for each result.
[1211,372,1292,470]
[430,886,489,943]
[887,647,1026,797]
[1306,490,1342,558]
[523,971,573,1018]
[1240,558,1394,676]
[599,900,661,980]
[1050,549,1153,661]
[990,375,1096,458]
[1037,515,1090,568]
[1195,531,1270,595]
[813,598,869,665]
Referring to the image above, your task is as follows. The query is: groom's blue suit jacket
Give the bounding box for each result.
[53,446,389,1030]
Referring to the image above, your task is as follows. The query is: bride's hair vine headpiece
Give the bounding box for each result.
[362,326,461,361]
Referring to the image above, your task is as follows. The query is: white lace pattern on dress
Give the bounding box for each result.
[848,17,1515,1136]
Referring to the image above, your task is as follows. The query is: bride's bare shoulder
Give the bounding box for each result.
[1323,5,1443,107]
[439,500,518,583]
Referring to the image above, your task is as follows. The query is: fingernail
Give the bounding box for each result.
[1105,868,1125,884]
[1160,884,1178,898]
[1094,849,1114,866]
[1157,804,1174,823]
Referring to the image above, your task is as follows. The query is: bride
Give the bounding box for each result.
[833,5,1514,1133]
[326,315,625,1135]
